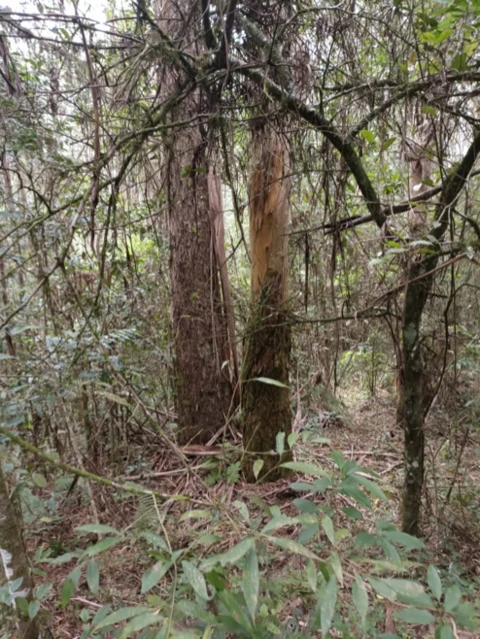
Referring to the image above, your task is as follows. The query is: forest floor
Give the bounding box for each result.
[26,387,480,638]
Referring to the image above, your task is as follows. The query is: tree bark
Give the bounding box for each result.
[157,1,234,445]
[401,130,480,534]
[242,126,293,482]
[0,463,40,639]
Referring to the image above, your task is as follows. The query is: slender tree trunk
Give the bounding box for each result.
[400,130,480,534]
[0,463,40,639]
[242,125,293,482]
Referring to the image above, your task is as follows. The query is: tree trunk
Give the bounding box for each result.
[157,1,234,445]
[0,463,40,639]
[242,126,293,482]
[167,134,233,445]
[400,130,480,534]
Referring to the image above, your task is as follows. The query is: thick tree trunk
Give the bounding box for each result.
[167,134,233,445]
[0,464,40,639]
[242,126,293,482]
[156,1,234,445]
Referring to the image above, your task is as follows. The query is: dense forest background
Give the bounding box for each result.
[0,0,480,637]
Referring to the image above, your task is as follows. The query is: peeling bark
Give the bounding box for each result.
[242,126,293,481]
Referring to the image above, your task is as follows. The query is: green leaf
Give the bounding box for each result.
[352,574,368,626]
[28,600,40,620]
[34,582,53,601]
[287,432,299,448]
[218,590,253,632]
[360,129,375,143]
[306,560,317,593]
[253,459,264,480]
[276,432,285,455]
[444,585,461,613]
[266,535,320,560]
[179,510,212,522]
[242,547,259,620]
[250,377,289,389]
[329,552,343,586]
[393,608,435,624]
[221,538,255,566]
[141,560,172,594]
[385,579,434,608]
[139,531,170,552]
[293,498,319,514]
[87,559,99,595]
[282,461,329,478]
[381,137,396,151]
[31,473,47,488]
[182,561,209,600]
[427,565,442,601]
[94,606,151,630]
[61,578,76,607]
[354,475,388,502]
[119,612,162,638]
[82,536,123,557]
[383,529,424,549]
[77,523,120,535]
[320,576,338,635]
[453,602,479,630]
[368,577,396,602]
[435,624,455,639]
[322,515,335,545]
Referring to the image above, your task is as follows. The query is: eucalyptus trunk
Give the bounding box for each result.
[242,126,293,482]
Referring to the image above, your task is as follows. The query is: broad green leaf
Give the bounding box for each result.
[444,585,461,613]
[250,377,289,389]
[141,561,172,593]
[95,606,151,630]
[368,577,396,602]
[282,461,328,478]
[287,432,299,448]
[322,515,335,545]
[383,529,424,549]
[28,600,40,620]
[221,538,255,566]
[182,561,209,600]
[435,624,455,639]
[293,498,319,514]
[352,574,368,626]
[119,612,162,638]
[87,559,99,595]
[82,536,123,557]
[67,565,82,587]
[298,523,319,543]
[139,531,170,552]
[306,560,317,592]
[385,579,434,608]
[453,601,479,630]
[393,608,435,624]
[61,578,76,607]
[427,565,442,601]
[253,460,264,480]
[242,547,259,620]
[35,582,53,600]
[31,473,47,488]
[331,450,346,470]
[77,523,120,535]
[360,129,375,143]
[320,576,338,635]
[340,484,372,509]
